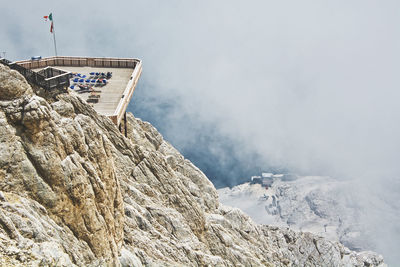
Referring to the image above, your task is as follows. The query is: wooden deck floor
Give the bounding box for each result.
[52,66,133,117]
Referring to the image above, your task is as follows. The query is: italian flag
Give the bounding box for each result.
[43,13,53,32]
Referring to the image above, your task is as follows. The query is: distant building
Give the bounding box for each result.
[250,176,262,184]
[251,174,273,187]
[251,172,298,187]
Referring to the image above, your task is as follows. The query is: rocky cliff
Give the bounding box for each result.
[0,64,385,266]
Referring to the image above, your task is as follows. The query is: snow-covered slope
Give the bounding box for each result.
[218,175,373,252]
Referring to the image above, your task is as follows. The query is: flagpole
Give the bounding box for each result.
[52,17,58,57]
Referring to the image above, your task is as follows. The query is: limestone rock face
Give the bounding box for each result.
[0,67,123,265]
[0,65,386,266]
[0,64,32,100]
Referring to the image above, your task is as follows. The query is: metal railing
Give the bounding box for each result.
[15,56,140,70]
[38,66,66,78]
[0,58,69,91]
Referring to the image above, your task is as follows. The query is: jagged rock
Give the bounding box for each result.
[0,64,386,266]
[0,64,32,100]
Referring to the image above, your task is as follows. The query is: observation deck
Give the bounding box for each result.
[15,56,142,130]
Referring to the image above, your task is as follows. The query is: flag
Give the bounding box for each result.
[43,13,52,21]
[43,13,54,33]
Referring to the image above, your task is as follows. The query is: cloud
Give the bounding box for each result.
[2,0,400,263]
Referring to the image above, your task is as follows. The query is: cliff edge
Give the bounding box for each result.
[0,64,385,266]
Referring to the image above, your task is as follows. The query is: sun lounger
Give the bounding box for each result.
[78,90,91,94]
[88,95,101,99]
[87,98,99,103]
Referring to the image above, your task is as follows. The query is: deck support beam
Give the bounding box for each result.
[124,112,127,137]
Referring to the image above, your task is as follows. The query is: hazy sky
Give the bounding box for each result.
[2,0,400,263]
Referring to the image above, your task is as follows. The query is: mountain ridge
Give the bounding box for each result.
[0,64,385,266]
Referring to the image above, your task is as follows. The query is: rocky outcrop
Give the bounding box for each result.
[0,64,33,100]
[0,65,385,266]
[0,65,123,265]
